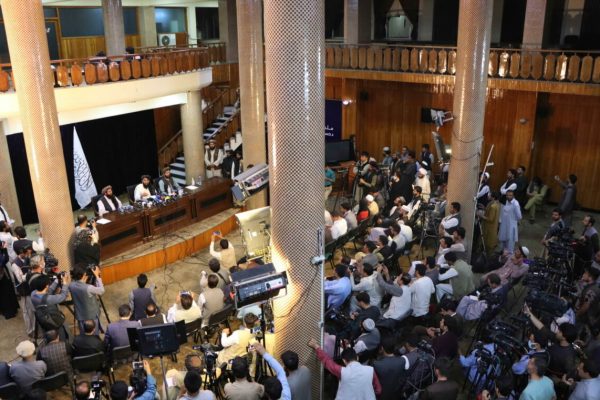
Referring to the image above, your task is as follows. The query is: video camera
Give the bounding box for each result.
[526,289,569,318]
[86,217,96,230]
[90,380,106,400]
[324,307,353,339]
[192,343,219,372]
[85,264,99,285]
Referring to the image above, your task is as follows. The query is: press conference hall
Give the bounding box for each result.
[0,0,599,399]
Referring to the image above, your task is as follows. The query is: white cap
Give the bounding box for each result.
[401,205,410,212]
[16,341,35,358]
[365,194,374,202]
[520,246,530,258]
[418,168,427,176]
[484,172,490,179]
[383,146,390,152]
[362,318,376,332]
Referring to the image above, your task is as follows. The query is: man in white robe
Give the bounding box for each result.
[498,190,522,253]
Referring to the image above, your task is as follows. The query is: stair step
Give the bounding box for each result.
[170,162,185,171]
[175,156,185,163]
[173,177,186,186]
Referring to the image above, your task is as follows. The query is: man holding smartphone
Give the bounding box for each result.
[209,232,237,269]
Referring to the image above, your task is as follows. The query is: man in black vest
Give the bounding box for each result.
[96,185,122,216]
[129,274,158,321]
[157,167,181,196]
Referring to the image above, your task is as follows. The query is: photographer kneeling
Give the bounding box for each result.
[70,263,105,334]
[110,360,157,399]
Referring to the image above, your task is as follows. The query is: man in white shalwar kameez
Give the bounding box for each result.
[498,190,522,253]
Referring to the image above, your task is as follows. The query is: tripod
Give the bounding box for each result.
[253,301,274,382]
[418,210,439,259]
[331,168,349,212]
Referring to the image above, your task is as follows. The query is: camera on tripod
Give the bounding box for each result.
[526,289,568,318]
[90,380,106,400]
[193,343,219,372]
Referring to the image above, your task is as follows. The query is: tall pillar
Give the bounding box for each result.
[236,0,267,209]
[102,0,126,55]
[2,0,76,267]
[187,6,198,46]
[522,0,547,48]
[264,0,325,397]
[418,0,434,41]
[218,0,238,62]
[181,91,205,183]
[137,7,157,48]
[446,0,493,260]
[344,0,372,44]
[0,121,22,226]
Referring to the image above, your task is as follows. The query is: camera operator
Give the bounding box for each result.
[250,342,291,400]
[73,229,100,266]
[324,264,352,310]
[74,215,98,244]
[166,353,216,399]
[421,357,460,400]
[512,329,550,376]
[523,304,579,380]
[179,370,217,400]
[111,360,157,400]
[575,267,600,328]
[224,356,264,400]
[70,263,104,334]
[349,292,380,331]
[521,357,556,400]
[74,382,91,400]
[12,253,46,337]
[456,273,506,321]
[375,265,412,325]
[216,312,258,365]
[480,374,514,400]
[459,337,499,387]
[351,262,384,310]
[31,274,70,340]
[542,208,565,246]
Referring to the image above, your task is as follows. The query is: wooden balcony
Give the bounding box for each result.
[325,44,600,96]
[0,47,210,93]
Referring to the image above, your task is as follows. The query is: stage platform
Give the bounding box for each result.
[100,208,239,284]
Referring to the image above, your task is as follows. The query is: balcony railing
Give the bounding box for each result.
[325,44,600,84]
[0,47,210,93]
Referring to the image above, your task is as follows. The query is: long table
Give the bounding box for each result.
[97,177,233,261]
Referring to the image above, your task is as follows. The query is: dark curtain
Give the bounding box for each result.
[432,0,459,44]
[325,0,344,38]
[399,0,420,40]
[7,110,158,224]
[500,0,527,46]
[580,0,600,49]
[542,0,566,48]
[374,0,395,40]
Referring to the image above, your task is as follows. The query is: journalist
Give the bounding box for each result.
[74,215,98,244]
[73,229,100,266]
[111,360,157,400]
[30,274,70,340]
[69,263,105,334]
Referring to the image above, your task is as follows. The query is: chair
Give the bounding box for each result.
[0,382,19,399]
[72,352,110,384]
[324,240,337,269]
[110,345,133,382]
[32,371,72,395]
[185,317,203,344]
[202,304,235,344]
[126,184,137,204]
[90,194,103,216]
[353,219,370,250]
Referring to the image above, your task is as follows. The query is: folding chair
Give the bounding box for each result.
[32,371,73,396]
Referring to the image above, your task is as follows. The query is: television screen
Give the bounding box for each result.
[326,140,354,164]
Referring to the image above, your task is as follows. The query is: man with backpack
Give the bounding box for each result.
[30,273,70,340]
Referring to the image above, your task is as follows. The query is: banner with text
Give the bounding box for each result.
[325,99,342,142]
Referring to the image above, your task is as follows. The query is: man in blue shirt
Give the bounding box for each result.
[324,264,351,310]
[564,359,600,400]
[253,342,291,400]
[324,166,336,200]
[520,357,555,400]
[130,360,157,400]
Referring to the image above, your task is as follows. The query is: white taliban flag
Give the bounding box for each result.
[73,127,98,208]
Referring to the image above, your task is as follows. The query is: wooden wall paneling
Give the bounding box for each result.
[325,77,342,99]
[154,106,183,150]
[0,71,9,92]
[531,94,600,209]
[59,35,140,59]
[334,47,343,68]
[341,78,359,140]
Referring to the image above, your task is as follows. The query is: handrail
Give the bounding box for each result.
[0,47,210,93]
[136,42,226,64]
[324,43,600,84]
[158,129,183,155]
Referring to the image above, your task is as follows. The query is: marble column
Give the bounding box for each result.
[102,0,126,55]
[264,0,325,397]
[236,0,267,209]
[0,121,22,226]
[2,0,77,267]
[181,91,205,183]
[218,0,238,62]
[137,7,157,48]
[446,0,493,260]
[344,0,372,44]
[522,0,547,48]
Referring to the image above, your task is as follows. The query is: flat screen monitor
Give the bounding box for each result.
[326,140,354,164]
[136,323,181,356]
